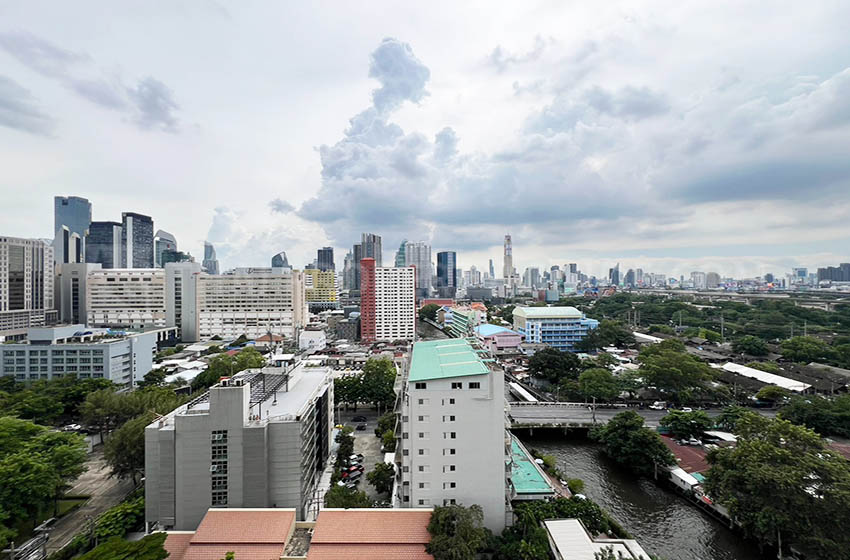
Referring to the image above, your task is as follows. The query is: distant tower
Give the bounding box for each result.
[489,259,495,279]
[203,242,220,275]
[154,230,177,268]
[271,251,290,269]
[361,233,382,267]
[317,247,334,271]
[503,235,513,286]
[395,239,408,268]
[121,212,154,268]
[54,196,91,266]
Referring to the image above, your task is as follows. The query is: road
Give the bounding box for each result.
[347,410,387,503]
[508,404,777,428]
[46,450,136,554]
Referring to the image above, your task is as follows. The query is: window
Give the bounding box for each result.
[444,448,456,456]
[211,490,228,506]
[414,382,427,389]
[443,465,456,473]
[403,466,410,473]
[451,382,462,389]
[443,415,455,422]
[469,382,481,389]
[418,482,430,489]
[418,415,429,422]
[403,449,409,456]
[418,449,426,456]
[443,482,456,489]
[443,499,456,506]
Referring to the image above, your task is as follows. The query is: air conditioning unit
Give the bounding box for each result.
[212,434,223,441]
[210,465,218,472]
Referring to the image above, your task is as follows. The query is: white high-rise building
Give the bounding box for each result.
[404,241,432,298]
[0,237,55,338]
[359,259,415,343]
[503,235,514,289]
[165,262,202,342]
[690,271,707,290]
[87,268,167,329]
[197,268,306,341]
[397,339,510,532]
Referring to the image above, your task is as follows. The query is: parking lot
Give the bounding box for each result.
[341,408,388,502]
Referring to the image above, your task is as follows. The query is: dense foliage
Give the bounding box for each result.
[732,335,769,356]
[426,504,487,560]
[590,411,675,477]
[367,462,395,496]
[80,386,182,438]
[324,485,373,508]
[779,394,850,438]
[574,320,635,352]
[93,492,145,541]
[190,347,265,391]
[578,368,620,401]
[0,417,87,548]
[334,358,397,411]
[77,532,168,560]
[637,339,716,403]
[704,414,850,557]
[527,347,581,384]
[0,375,113,425]
[419,303,440,322]
[659,410,712,439]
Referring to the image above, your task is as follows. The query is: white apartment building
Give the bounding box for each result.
[0,237,55,338]
[360,258,415,343]
[87,268,167,329]
[165,262,201,342]
[0,324,163,387]
[145,362,334,530]
[197,268,306,341]
[397,339,510,532]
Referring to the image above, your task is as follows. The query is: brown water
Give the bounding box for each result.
[522,432,771,560]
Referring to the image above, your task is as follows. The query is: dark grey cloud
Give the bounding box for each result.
[0,75,54,135]
[127,77,179,132]
[369,38,430,112]
[0,30,179,131]
[269,198,294,213]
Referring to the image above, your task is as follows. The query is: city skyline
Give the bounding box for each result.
[1,3,849,278]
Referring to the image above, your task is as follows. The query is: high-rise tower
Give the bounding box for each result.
[54,196,91,267]
[503,234,514,289]
[203,242,220,275]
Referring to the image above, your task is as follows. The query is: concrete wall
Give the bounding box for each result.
[268,422,304,517]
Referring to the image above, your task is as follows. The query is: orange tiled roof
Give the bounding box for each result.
[307,543,432,559]
[183,543,286,560]
[192,509,295,544]
[312,509,432,544]
[163,533,193,560]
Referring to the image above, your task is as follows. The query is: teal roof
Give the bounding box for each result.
[408,339,490,382]
[511,436,555,495]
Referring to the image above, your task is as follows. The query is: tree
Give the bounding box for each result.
[779,394,850,438]
[335,426,355,464]
[659,410,712,439]
[374,411,395,438]
[0,452,57,530]
[426,504,487,560]
[733,335,769,356]
[324,485,373,508]
[745,361,781,373]
[419,303,440,322]
[755,385,791,404]
[590,411,674,477]
[26,430,88,515]
[637,340,715,403]
[367,462,395,495]
[381,429,396,452]
[780,336,829,363]
[138,368,166,388]
[704,414,850,557]
[104,412,155,484]
[715,405,748,432]
[77,533,169,560]
[597,320,636,347]
[94,493,145,540]
[528,347,581,384]
[578,368,620,401]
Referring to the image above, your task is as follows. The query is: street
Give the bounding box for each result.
[509,405,778,428]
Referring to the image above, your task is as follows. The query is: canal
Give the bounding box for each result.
[521,432,770,560]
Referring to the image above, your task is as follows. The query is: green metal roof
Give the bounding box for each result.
[408,339,490,382]
[513,306,582,319]
[510,436,555,495]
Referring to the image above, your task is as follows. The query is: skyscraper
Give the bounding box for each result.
[121,212,154,268]
[624,269,636,287]
[436,251,457,297]
[394,239,407,268]
[317,247,334,271]
[361,233,382,267]
[503,235,515,290]
[271,251,290,269]
[54,196,91,266]
[342,250,355,290]
[203,242,220,275]
[608,263,620,286]
[0,237,54,337]
[489,259,495,279]
[154,230,177,268]
[405,241,432,298]
[86,221,122,268]
[352,243,363,290]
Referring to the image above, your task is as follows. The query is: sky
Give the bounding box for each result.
[1,1,849,279]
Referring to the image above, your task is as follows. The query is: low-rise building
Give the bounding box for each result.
[544,518,650,560]
[474,324,524,355]
[299,329,327,352]
[397,339,510,532]
[513,306,598,352]
[0,324,169,387]
[145,362,334,530]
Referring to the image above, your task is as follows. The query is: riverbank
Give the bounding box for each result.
[520,432,770,560]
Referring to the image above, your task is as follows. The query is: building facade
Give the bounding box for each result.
[203,242,220,275]
[0,324,161,387]
[361,233,382,267]
[317,247,334,272]
[436,251,457,298]
[304,268,338,312]
[54,196,91,267]
[121,212,154,268]
[87,268,167,329]
[405,241,432,299]
[165,262,202,342]
[154,230,178,268]
[359,258,415,343]
[0,237,55,338]
[271,251,290,269]
[145,363,334,530]
[86,221,123,268]
[57,262,101,324]
[397,339,510,532]
[196,268,306,341]
[512,306,599,352]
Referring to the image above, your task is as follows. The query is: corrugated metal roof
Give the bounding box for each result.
[408,339,490,382]
[720,362,811,392]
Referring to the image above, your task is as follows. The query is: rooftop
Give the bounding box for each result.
[510,436,555,496]
[513,306,583,319]
[475,324,518,337]
[408,339,490,382]
[308,509,433,560]
[719,362,811,392]
[543,518,650,560]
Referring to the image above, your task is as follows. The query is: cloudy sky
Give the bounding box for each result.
[1,1,849,279]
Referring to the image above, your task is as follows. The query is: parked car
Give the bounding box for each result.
[62,423,83,432]
[351,415,368,423]
[349,454,364,462]
[356,423,368,431]
[342,470,363,481]
[687,437,702,446]
[345,464,365,474]
[681,407,693,413]
[649,401,667,410]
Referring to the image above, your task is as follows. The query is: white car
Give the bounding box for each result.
[687,437,702,446]
[681,407,693,413]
